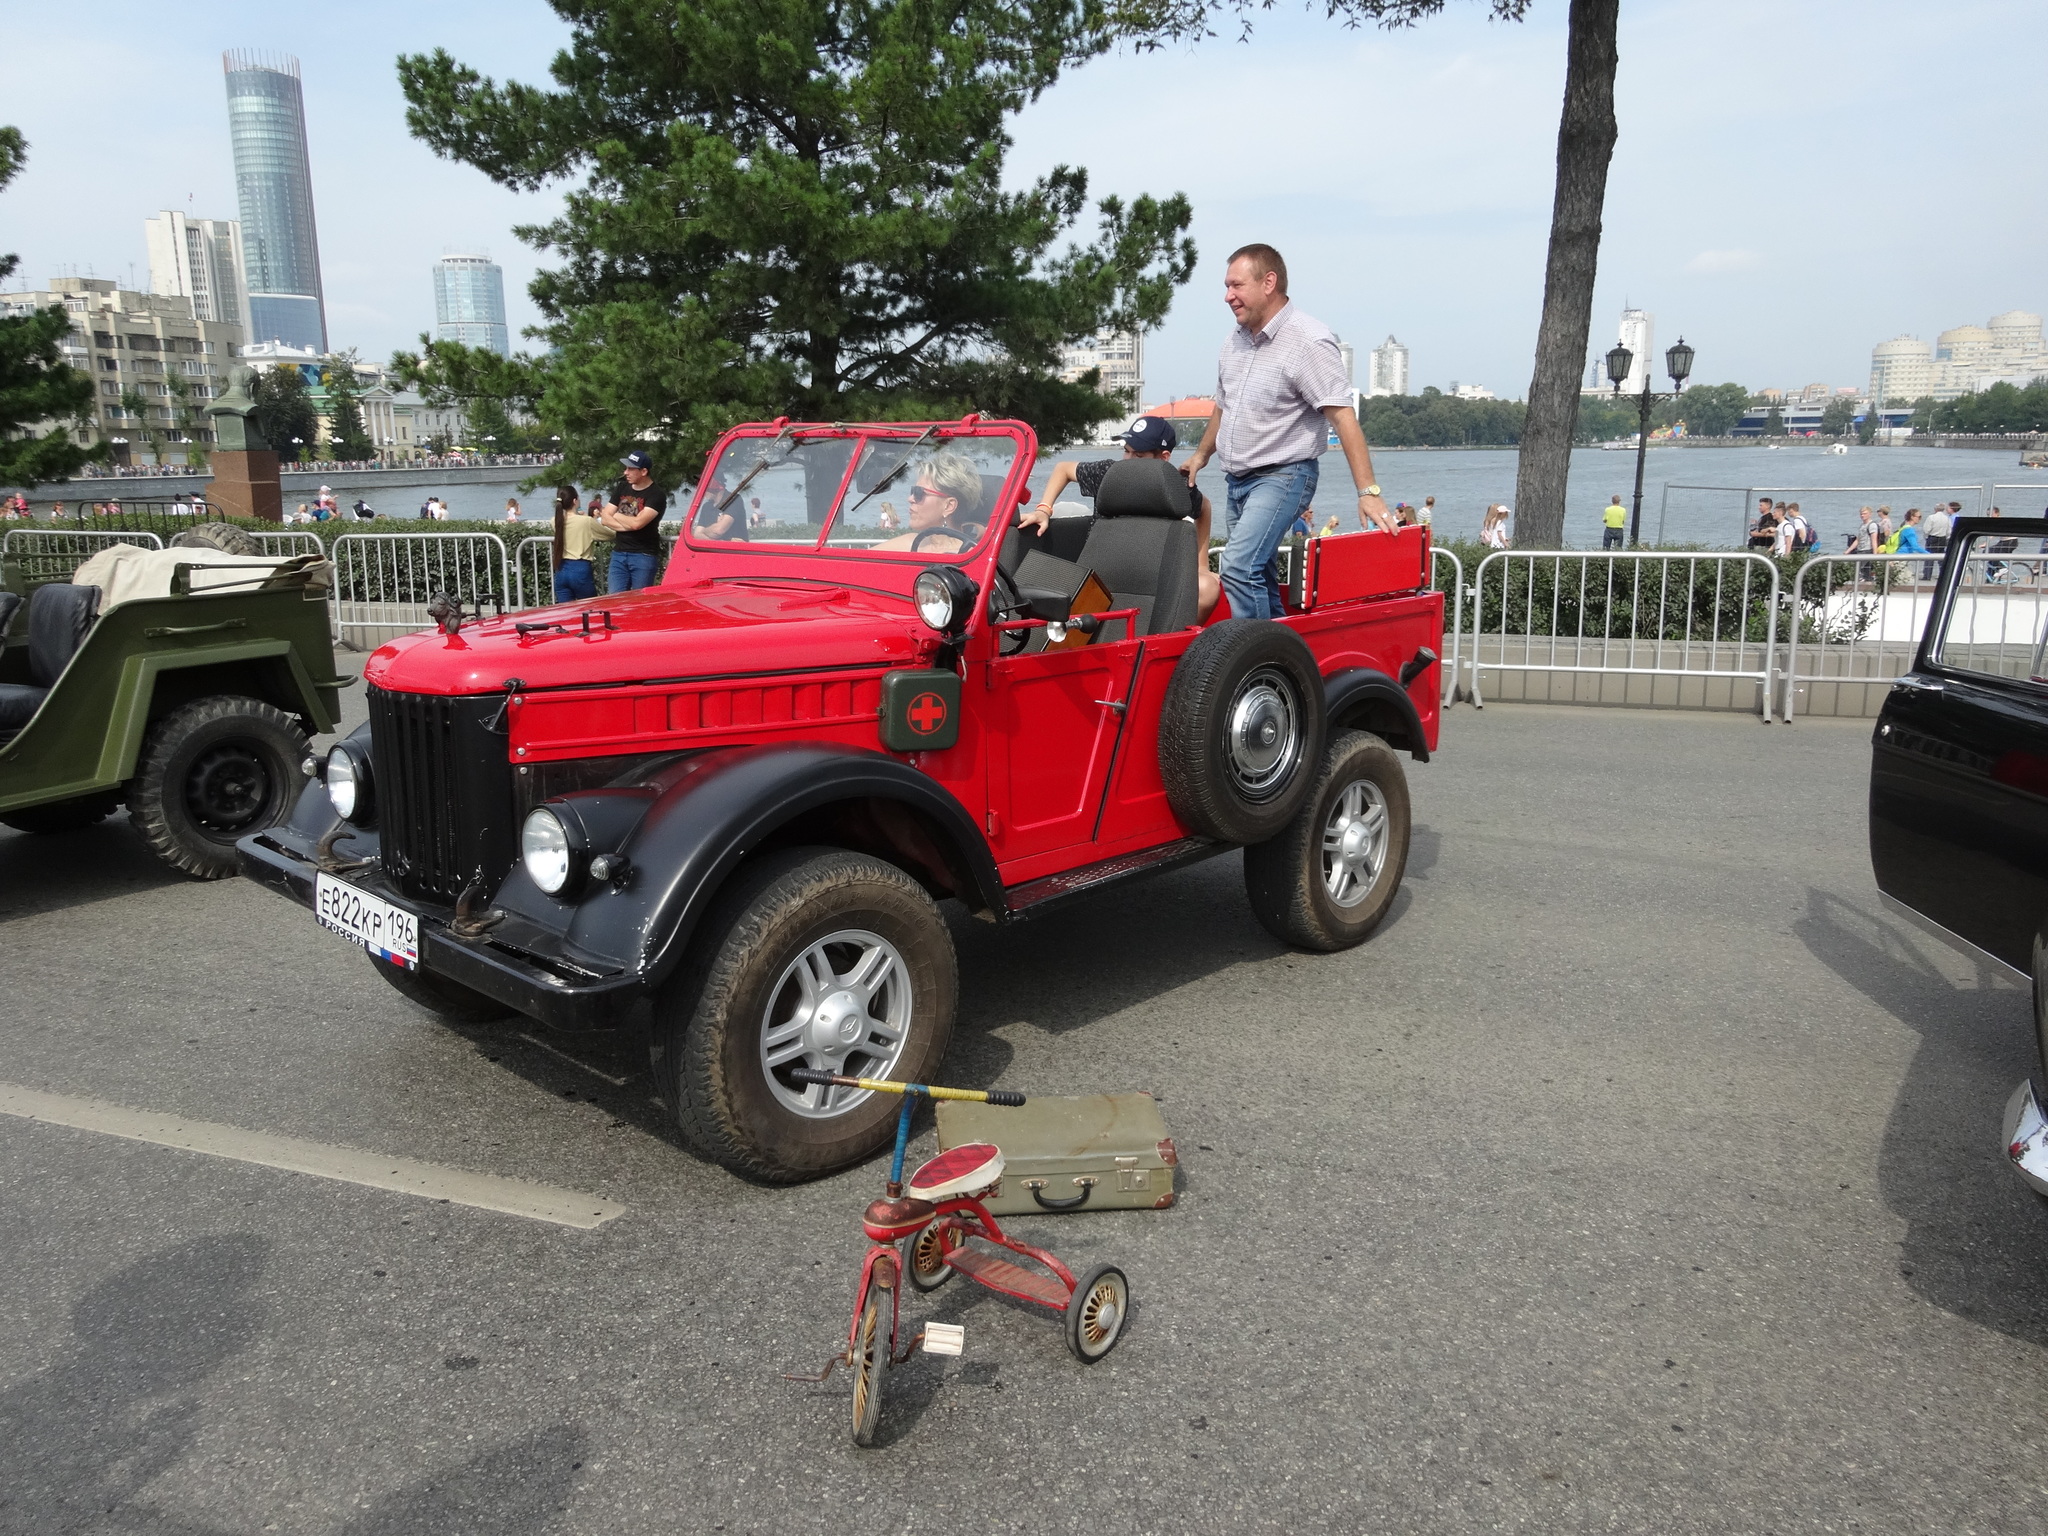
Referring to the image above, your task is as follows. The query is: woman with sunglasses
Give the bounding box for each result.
[874,452,984,552]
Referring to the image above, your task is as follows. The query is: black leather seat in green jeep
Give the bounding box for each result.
[0,582,100,732]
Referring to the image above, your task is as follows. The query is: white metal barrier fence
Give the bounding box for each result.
[1469,551,1782,721]
[331,532,509,648]
[1430,546,1464,707]
[251,531,329,560]
[2,528,165,584]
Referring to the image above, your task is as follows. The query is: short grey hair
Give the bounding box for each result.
[917,452,983,519]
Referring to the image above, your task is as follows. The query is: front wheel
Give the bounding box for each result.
[851,1287,888,1448]
[1243,729,1410,951]
[650,847,957,1183]
[128,696,308,878]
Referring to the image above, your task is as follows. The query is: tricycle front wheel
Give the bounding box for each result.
[1064,1264,1130,1363]
[851,1289,887,1447]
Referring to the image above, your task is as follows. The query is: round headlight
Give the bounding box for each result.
[521,806,574,895]
[914,566,977,635]
[325,742,371,823]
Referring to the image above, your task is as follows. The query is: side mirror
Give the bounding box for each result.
[1019,586,1072,623]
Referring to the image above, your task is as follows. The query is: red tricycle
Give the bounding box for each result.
[785,1068,1132,1447]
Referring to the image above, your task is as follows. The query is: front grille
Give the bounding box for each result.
[367,686,518,904]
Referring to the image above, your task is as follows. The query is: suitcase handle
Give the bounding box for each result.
[1024,1176,1096,1212]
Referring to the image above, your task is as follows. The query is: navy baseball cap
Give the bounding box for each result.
[620,449,653,470]
[1115,416,1177,453]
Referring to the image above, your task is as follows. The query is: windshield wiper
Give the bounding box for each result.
[716,425,797,511]
[838,425,938,524]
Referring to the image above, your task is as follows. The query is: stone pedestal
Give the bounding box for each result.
[206,449,283,523]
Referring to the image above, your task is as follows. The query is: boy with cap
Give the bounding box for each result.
[601,449,673,591]
[1021,415,1221,621]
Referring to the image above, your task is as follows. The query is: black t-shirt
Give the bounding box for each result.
[1074,458,1202,518]
[690,481,753,543]
[606,478,671,553]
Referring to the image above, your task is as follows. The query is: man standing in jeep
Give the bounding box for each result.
[601,450,673,589]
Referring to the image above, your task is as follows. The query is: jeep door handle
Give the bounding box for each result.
[1891,676,1944,693]
[1095,698,1126,713]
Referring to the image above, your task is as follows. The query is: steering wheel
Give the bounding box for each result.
[910,524,969,552]
[988,565,1029,655]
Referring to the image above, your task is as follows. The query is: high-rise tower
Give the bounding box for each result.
[223,51,327,352]
[433,253,510,357]
[145,211,251,337]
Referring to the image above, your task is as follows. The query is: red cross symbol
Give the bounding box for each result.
[906,692,948,735]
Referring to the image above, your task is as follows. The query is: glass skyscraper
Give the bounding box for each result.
[433,254,510,356]
[223,51,327,352]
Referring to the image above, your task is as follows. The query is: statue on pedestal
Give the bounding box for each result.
[207,366,270,454]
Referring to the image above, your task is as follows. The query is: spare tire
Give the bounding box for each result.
[170,521,262,556]
[1158,619,1325,844]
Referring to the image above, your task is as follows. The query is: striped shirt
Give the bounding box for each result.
[1215,301,1352,475]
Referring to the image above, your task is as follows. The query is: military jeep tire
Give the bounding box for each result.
[1158,618,1325,845]
[651,846,956,1183]
[1244,729,1410,951]
[129,696,309,879]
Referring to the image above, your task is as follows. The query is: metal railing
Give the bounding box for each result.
[251,531,328,560]
[1656,483,1996,548]
[331,532,509,648]
[1430,545,1464,706]
[1782,554,1941,722]
[1935,551,2048,684]
[2,527,166,583]
[1469,551,1782,721]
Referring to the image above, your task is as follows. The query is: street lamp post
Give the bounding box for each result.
[1607,337,1695,547]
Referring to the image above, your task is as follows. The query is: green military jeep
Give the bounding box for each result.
[0,526,346,877]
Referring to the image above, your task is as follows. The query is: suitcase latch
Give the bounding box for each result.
[1114,1155,1149,1192]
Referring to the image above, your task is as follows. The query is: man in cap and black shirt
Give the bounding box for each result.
[1020,414,1221,621]
[601,449,673,591]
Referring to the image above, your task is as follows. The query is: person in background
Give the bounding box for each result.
[1601,494,1626,550]
[351,498,376,520]
[1024,415,1223,620]
[875,451,985,555]
[1319,515,1341,537]
[603,449,672,589]
[586,491,604,515]
[1875,504,1895,548]
[504,497,522,522]
[1775,503,1808,558]
[1894,507,1928,576]
[1748,497,1778,552]
[877,505,900,533]
[1418,495,1436,527]
[1481,503,1512,549]
[551,484,605,601]
[1924,501,1953,557]
[50,501,65,519]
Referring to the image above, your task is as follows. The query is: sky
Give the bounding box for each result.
[3,0,2042,405]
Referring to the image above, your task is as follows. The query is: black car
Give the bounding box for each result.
[1868,516,2048,1192]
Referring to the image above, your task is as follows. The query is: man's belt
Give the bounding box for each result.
[1226,458,1316,479]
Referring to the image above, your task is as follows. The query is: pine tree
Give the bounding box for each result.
[321,351,376,462]
[251,367,320,463]
[392,0,1195,485]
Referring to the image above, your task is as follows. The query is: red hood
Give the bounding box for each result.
[363,578,935,695]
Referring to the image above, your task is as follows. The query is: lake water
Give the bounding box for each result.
[409,443,2042,550]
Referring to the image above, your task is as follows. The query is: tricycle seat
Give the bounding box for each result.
[909,1142,1004,1201]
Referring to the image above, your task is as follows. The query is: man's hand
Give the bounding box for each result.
[1180,448,1210,488]
[1358,493,1397,533]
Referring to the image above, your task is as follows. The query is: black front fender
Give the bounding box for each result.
[489,743,1003,996]
[1324,667,1430,762]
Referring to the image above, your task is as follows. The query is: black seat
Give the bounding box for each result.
[1073,458,1201,636]
[0,582,100,732]
[0,591,21,656]
[997,513,1093,578]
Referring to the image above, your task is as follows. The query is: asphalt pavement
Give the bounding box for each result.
[2,701,2044,1534]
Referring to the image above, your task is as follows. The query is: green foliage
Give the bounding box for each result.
[1819,395,1856,436]
[1144,0,1530,42]
[1358,388,1525,446]
[461,394,535,453]
[0,126,104,487]
[1675,381,1749,438]
[320,350,376,461]
[1927,377,2048,433]
[116,385,167,464]
[394,0,1196,485]
[251,367,320,462]
[1572,394,1640,444]
[1762,405,1785,436]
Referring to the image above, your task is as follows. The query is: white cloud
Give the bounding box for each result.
[1684,249,1765,275]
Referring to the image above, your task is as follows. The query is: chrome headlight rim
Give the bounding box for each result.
[324,740,374,825]
[520,804,586,899]
[913,565,978,636]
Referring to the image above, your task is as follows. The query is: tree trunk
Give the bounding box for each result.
[1512,0,1620,550]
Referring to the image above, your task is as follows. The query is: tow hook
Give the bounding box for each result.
[449,880,507,938]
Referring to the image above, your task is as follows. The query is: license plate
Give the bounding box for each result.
[314,873,420,969]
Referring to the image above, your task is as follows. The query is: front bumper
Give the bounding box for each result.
[2003,1081,2048,1198]
[238,828,648,1030]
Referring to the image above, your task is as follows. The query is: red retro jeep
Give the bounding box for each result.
[239,418,1442,1181]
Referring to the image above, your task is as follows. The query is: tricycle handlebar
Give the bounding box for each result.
[788,1067,1024,1107]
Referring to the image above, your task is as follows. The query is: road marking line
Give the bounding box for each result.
[0,1083,626,1230]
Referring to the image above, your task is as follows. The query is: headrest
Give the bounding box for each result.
[1095,458,1192,520]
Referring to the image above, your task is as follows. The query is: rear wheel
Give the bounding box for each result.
[906,1222,958,1292]
[650,847,956,1183]
[1243,730,1410,951]
[0,791,120,835]
[367,952,518,1024]
[1064,1264,1131,1363]
[129,696,308,878]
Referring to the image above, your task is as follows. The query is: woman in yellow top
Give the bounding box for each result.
[552,484,609,601]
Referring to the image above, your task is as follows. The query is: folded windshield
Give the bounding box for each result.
[686,428,1022,560]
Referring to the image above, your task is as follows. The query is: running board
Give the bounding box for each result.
[1002,837,1229,920]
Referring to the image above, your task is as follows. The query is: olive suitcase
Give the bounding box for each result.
[933,1091,1178,1215]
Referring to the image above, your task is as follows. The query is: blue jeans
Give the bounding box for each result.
[553,558,596,602]
[608,550,660,591]
[1602,526,1625,549]
[1221,460,1320,620]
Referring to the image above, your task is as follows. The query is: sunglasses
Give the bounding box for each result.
[907,485,950,506]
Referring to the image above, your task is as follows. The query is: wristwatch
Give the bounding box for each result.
[1360,484,1381,498]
